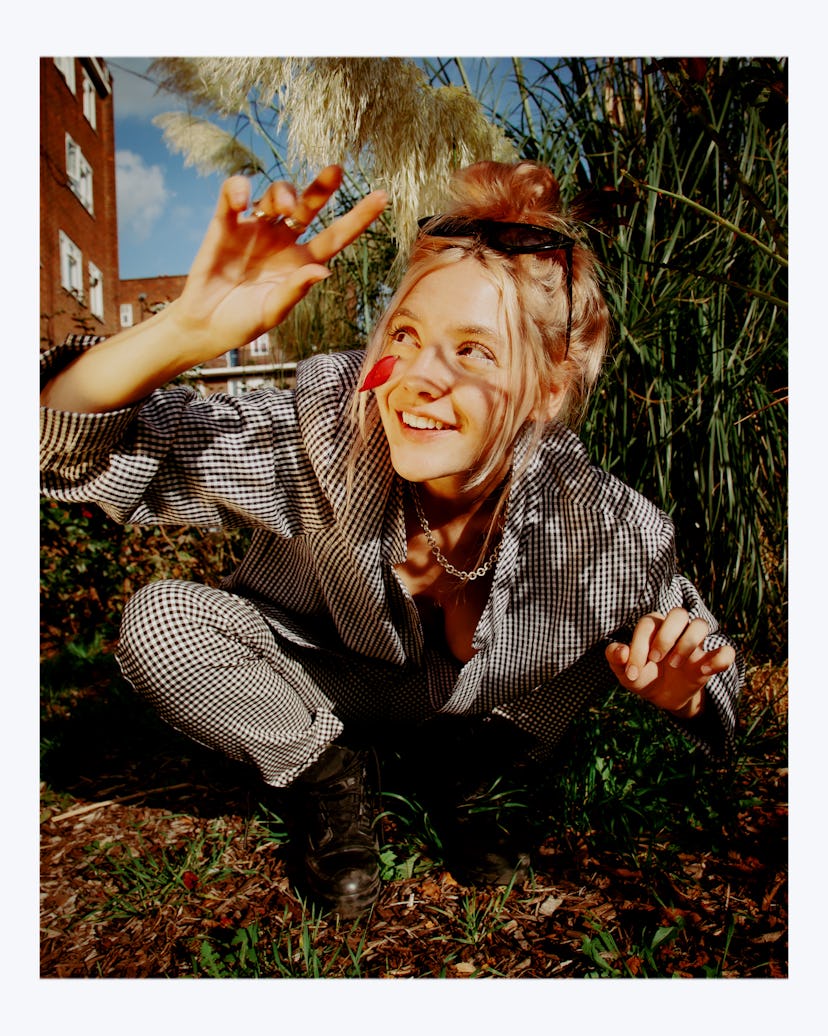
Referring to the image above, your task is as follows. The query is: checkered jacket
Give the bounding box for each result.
[40,338,742,759]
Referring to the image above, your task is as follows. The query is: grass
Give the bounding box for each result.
[39,635,787,979]
[429,57,788,661]
[81,820,240,920]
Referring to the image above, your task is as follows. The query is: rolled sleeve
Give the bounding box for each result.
[639,520,744,760]
[39,336,342,532]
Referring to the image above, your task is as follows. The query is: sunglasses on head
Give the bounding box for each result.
[416,216,574,255]
[416,215,575,358]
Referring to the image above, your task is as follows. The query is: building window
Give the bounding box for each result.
[65,134,93,214]
[249,333,270,357]
[82,70,97,130]
[88,262,103,320]
[54,57,76,93]
[59,231,83,299]
[120,304,134,328]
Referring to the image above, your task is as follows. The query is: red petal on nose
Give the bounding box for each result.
[359,355,398,392]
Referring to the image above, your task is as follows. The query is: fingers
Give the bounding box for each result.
[307,188,388,261]
[697,641,736,678]
[249,165,342,235]
[294,164,343,226]
[604,641,630,673]
[653,611,708,667]
[212,167,386,267]
[250,181,300,223]
[189,176,256,278]
[606,608,735,687]
[623,609,705,681]
[215,175,252,220]
[606,608,736,718]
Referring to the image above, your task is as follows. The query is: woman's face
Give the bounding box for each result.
[374,258,529,501]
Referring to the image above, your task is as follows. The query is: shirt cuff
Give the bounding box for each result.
[40,336,138,470]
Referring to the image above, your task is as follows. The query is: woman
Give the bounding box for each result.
[40,162,741,918]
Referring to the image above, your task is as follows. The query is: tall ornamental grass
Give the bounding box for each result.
[150,57,515,358]
[434,58,786,659]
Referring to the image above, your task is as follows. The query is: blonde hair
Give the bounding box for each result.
[352,160,610,495]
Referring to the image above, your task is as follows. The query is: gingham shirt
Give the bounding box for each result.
[40,339,741,759]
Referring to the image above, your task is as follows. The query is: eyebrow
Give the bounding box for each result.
[390,307,502,341]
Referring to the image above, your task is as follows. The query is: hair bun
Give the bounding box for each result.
[448,161,562,223]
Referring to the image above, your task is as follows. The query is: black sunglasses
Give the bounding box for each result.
[417,216,574,255]
[416,216,574,358]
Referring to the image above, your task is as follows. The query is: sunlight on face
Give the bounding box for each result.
[373,259,524,500]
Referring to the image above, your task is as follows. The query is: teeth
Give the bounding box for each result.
[402,411,451,431]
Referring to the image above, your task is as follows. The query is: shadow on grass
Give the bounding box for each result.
[40,643,263,822]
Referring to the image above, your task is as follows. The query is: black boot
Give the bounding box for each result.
[294,744,381,919]
[412,716,538,886]
[430,770,534,887]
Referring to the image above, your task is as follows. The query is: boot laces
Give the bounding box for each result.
[306,753,375,847]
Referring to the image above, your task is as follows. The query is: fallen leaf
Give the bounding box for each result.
[539,896,563,916]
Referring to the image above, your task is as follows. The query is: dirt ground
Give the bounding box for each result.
[40,664,788,979]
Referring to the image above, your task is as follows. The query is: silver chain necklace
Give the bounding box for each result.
[408,483,501,581]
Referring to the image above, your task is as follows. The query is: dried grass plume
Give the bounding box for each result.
[150,57,516,246]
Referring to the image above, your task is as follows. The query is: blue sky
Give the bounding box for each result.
[107,58,233,280]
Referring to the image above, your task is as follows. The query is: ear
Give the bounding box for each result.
[531,381,567,423]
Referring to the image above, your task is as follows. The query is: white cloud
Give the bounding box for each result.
[116,149,171,240]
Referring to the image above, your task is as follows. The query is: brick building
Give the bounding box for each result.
[40,57,120,349]
[40,56,298,392]
[118,274,187,332]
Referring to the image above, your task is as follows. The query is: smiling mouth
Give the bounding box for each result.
[400,411,456,431]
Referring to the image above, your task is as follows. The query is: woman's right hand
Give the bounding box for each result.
[174,166,388,362]
[41,167,387,413]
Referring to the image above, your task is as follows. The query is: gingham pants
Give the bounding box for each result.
[116,580,463,788]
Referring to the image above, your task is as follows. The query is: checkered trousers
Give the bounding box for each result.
[115,579,465,786]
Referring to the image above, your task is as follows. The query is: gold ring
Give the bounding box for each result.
[283,214,308,232]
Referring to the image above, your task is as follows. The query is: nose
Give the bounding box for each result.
[401,344,453,397]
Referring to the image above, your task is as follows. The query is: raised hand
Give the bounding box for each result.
[604,608,736,719]
[41,167,387,413]
[176,165,388,363]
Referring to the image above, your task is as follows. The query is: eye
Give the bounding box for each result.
[387,324,418,350]
[457,341,497,365]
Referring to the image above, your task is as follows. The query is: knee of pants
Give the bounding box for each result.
[115,580,342,784]
[116,579,270,702]
[117,579,194,695]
